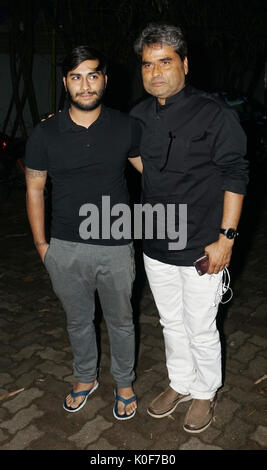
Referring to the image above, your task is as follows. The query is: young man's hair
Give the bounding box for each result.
[62,45,107,77]
[134,23,188,60]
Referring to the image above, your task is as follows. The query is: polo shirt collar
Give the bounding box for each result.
[59,105,108,133]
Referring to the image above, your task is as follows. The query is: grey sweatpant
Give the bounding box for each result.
[44,238,136,388]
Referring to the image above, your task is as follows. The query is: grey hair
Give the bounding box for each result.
[134,23,188,60]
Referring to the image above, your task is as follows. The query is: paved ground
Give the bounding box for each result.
[0,163,266,453]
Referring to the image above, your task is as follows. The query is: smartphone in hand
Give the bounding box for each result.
[193,254,209,276]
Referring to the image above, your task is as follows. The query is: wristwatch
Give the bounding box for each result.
[220,228,239,239]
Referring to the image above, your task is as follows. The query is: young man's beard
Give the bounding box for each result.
[67,83,106,111]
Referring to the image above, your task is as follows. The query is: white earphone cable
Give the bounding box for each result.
[219,267,233,304]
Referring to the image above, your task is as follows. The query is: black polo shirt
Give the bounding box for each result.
[130,85,249,265]
[25,106,140,245]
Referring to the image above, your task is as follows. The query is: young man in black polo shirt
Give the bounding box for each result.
[129,24,249,433]
[25,46,139,419]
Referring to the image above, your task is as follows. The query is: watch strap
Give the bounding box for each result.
[220,228,239,239]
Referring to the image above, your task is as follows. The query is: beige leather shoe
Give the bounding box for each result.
[183,398,216,433]
[147,386,191,418]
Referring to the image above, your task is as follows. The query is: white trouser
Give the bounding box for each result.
[144,254,223,400]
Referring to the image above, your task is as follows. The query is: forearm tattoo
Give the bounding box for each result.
[25,167,47,178]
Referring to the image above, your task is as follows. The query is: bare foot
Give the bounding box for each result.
[65,380,98,410]
[117,386,137,416]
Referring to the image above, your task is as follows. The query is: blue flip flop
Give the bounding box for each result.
[63,381,99,413]
[113,389,137,420]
